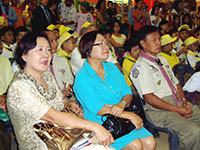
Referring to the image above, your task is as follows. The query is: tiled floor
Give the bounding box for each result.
[156,131,170,150]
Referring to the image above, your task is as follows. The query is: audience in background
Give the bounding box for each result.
[58,0,77,30]
[184,36,200,68]
[0,26,14,58]
[160,34,180,68]
[32,0,53,32]
[122,39,141,88]
[150,5,161,27]
[10,0,30,29]
[132,0,147,31]
[0,5,8,28]
[95,0,109,30]
[0,0,18,26]
[75,1,93,34]
[47,0,60,25]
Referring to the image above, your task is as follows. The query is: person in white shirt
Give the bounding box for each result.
[45,30,74,98]
[150,5,161,27]
[58,0,77,30]
[184,36,200,68]
[174,24,190,63]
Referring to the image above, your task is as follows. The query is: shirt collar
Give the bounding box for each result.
[3,42,12,50]
[84,60,113,77]
[126,55,136,61]
[160,51,172,56]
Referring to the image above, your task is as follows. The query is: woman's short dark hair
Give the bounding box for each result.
[182,14,192,29]
[151,5,159,16]
[79,31,101,59]
[109,19,121,33]
[96,0,105,10]
[15,32,50,70]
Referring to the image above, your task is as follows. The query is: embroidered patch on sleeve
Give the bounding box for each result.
[132,69,139,78]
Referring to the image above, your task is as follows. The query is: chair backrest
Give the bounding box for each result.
[173,64,195,87]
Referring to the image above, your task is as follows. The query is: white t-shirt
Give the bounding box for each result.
[183,71,200,92]
[150,15,161,27]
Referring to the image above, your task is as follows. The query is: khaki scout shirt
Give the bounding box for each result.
[130,54,179,99]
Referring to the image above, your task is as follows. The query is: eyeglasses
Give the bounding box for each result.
[89,42,111,50]
[92,42,110,47]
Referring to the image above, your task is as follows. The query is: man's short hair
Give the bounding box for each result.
[138,25,158,41]
[15,26,29,37]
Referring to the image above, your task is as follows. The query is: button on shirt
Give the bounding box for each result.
[130,54,179,99]
[73,60,131,124]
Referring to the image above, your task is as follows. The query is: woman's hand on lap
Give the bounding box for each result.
[92,122,114,146]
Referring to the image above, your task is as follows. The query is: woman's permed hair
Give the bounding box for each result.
[15,32,51,70]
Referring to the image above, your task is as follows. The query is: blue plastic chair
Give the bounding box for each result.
[132,85,179,150]
[145,121,178,150]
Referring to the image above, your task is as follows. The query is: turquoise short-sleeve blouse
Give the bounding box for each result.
[73,60,152,150]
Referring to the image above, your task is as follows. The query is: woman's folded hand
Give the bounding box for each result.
[127,112,143,130]
[109,102,125,117]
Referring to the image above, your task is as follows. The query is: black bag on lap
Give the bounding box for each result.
[101,95,146,139]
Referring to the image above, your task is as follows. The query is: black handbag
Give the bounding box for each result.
[101,94,146,140]
[101,114,135,139]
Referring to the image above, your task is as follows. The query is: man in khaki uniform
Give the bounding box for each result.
[130,25,200,150]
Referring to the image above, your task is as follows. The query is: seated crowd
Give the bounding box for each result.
[0,0,200,150]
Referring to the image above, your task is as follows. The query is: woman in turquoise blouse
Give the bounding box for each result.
[74,31,156,150]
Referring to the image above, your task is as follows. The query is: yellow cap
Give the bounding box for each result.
[184,36,198,46]
[178,24,191,32]
[161,34,177,46]
[59,25,71,36]
[81,22,92,30]
[46,24,58,31]
[58,31,74,47]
